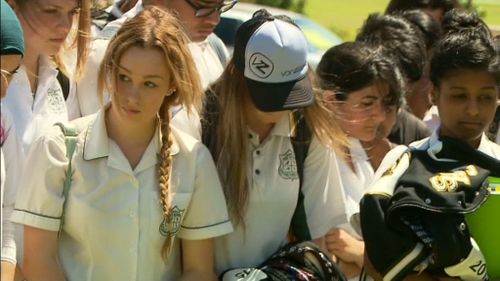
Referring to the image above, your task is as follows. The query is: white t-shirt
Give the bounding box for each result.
[214,114,345,274]
[3,56,69,153]
[11,109,233,281]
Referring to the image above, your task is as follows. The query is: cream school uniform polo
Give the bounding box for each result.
[3,56,69,153]
[214,114,345,274]
[11,109,232,281]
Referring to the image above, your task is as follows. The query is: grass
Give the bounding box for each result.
[303,0,500,40]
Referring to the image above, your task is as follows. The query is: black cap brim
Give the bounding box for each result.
[245,75,314,112]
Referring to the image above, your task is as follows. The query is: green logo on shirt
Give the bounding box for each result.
[47,88,66,113]
[159,206,185,237]
[279,149,298,181]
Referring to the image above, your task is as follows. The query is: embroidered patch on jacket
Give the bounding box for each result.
[47,88,66,113]
[159,205,185,237]
[429,165,478,192]
[278,149,299,180]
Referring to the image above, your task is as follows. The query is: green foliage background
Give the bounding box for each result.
[242,0,500,40]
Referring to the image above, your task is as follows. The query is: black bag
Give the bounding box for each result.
[221,241,347,281]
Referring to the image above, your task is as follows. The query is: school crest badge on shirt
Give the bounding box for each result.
[279,149,299,181]
[159,205,185,237]
[46,87,66,114]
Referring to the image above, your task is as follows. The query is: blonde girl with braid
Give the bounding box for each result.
[11,6,232,281]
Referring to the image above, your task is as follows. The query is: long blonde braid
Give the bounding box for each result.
[158,102,174,259]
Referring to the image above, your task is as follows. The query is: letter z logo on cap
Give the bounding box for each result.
[249,53,274,78]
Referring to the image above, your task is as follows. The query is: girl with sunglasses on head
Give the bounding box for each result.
[11,7,232,281]
[316,41,405,280]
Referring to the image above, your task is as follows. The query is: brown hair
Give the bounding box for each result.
[98,6,202,259]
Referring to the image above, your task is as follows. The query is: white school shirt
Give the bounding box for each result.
[214,114,345,274]
[3,56,69,153]
[0,108,24,264]
[11,109,233,281]
[333,138,375,239]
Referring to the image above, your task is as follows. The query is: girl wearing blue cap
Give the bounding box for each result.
[202,9,348,278]
[1,1,25,280]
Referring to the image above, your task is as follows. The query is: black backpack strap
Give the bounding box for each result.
[289,110,313,241]
[56,70,70,101]
[201,89,219,151]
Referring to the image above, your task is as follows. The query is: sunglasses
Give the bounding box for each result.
[183,0,238,17]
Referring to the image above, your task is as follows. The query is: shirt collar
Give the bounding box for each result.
[83,108,110,160]
[83,106,179,162]
[426,131,492,159]
[247,112,292,144]
[108,2,124,18]
[273,112,294,137]
[477,133,494,156]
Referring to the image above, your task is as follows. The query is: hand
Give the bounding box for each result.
[325,228,364,267]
